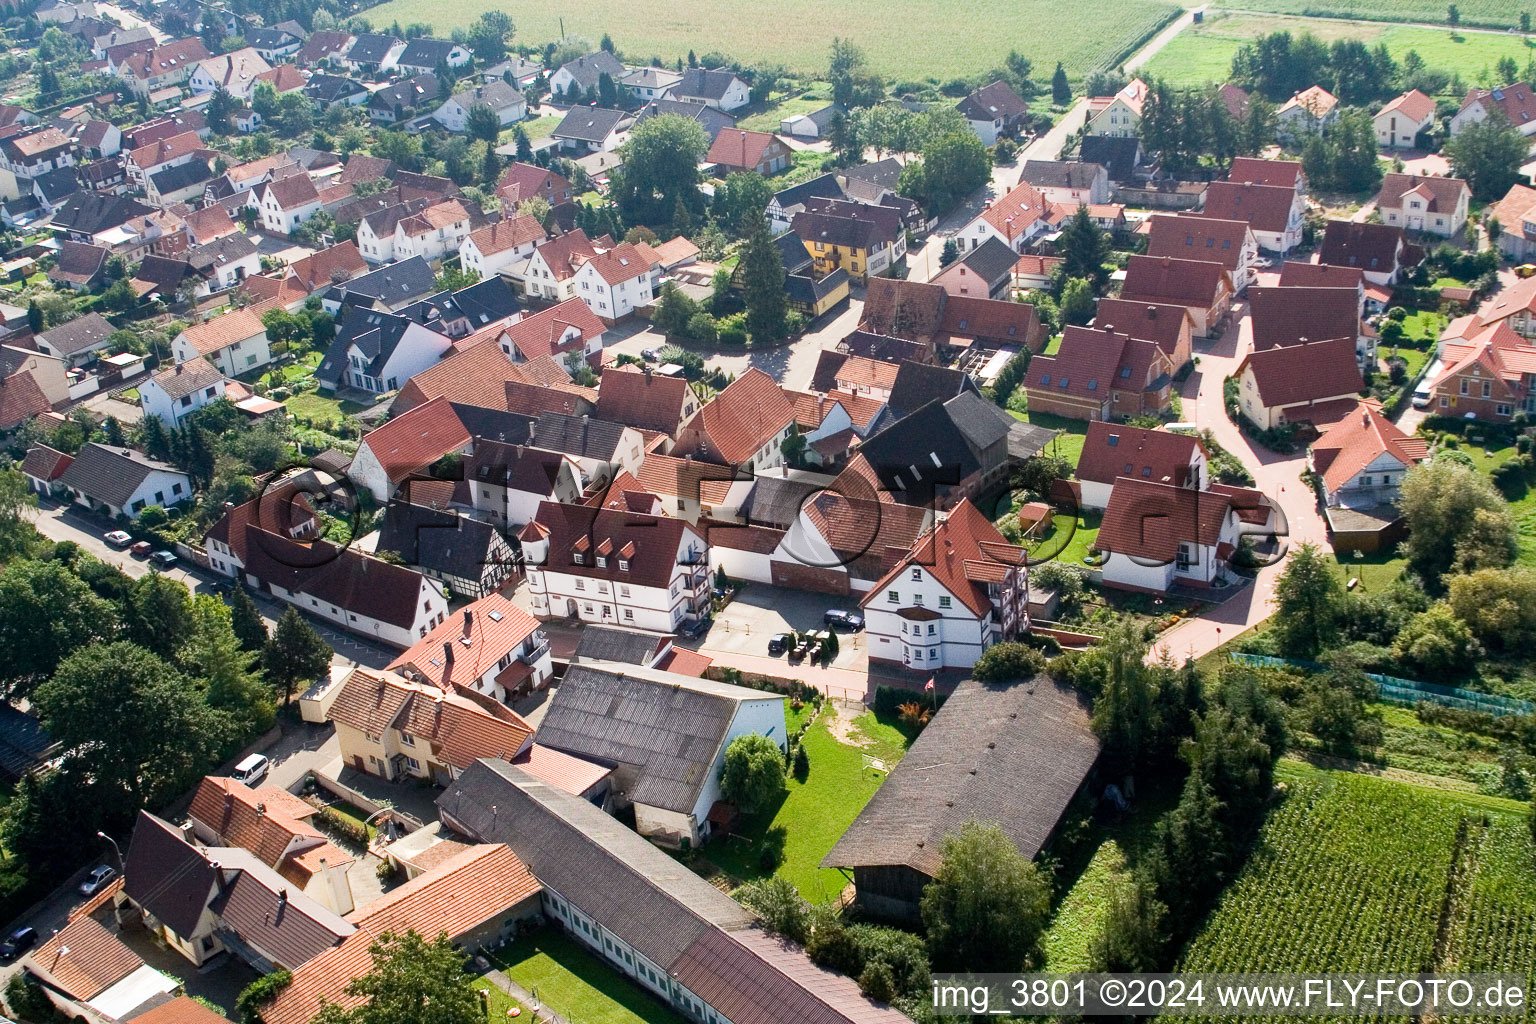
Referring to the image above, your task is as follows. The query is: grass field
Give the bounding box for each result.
[1209,0,1526,30]
[1454,437,1536,566]
[700,708,913,903]
[1142,11,1536,88]
[358,0,1179,80]
[489,931,685,1024]
[1168,767,1535,1002]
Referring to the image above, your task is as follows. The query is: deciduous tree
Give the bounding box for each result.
[1272,541,1342,658]
[0,559,116,699]
[613,114,708,227]
[311,930,480,1024]
[262,607,333,704]
[719,732,785,813]
[920,821,1050,972]
[1445,111,1530,200]
[1400,459,1516,587]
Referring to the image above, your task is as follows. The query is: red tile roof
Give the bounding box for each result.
[976,180,1049,239]
[1147,213,1253,272]
[532,498,703,589]
[388,591,541,689]
[1098,477,1234,562]
[1460,82,1536,128]
[678,367,797,464]
[861,499,1022,617]
[596,363,695,434]
[121,37,211,80]
[501,297,604,361]
[1311,400,1429,494]
[263,173,321,210]
[329,669,534,768]
[510,743,613,795]
[178,299,280,355]
[1379,88,1436,124]
[133,997,230,1024]
[495,162,572,205]
[0,368,55,430]
[1278,260,1364,290]
[1377,172,1469,214]
[1093,297,1192,359]
[1247,285,1361,352]
[127,129,202,170]
[189,775,325,865]
[27,916,143,1000]
[393,337,522,413]
[707,129,784,170]
[1027,325,1166,404]
[1282,85,1338,119]
[465,214,545,257]
[1228,157,1302,190]
[283,240,368,291]
[1121,254,1233,309]
[531,229,599,282]
[357,395,470,485]
[1201,180,1296,236]
[20,444,72,482]
[1236,335,1363,409]
[1076,421,1205,488]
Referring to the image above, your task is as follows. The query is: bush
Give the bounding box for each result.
[236,969,292,1024]
[793,742,809,781]
[716,311,748,347]
[736,876,808,941]
[972,641,1047,681]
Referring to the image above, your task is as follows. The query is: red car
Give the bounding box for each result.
[129,541,152,557]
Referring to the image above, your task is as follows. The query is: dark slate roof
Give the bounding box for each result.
[150,159,213,195]
[0,704,54,781]
[50,192,153,236]
[32,165,80,205]
[437,759,756,970]
[785,267,848,308]
[573,625,667,666]
[317,306,420,382]
[450,404,536,444]
[841,157,902,191]
[376,500,504,582]
[528,411,628,461]
[1078,135,1140,182]
[305,74,369,105]
[886,361,977,418]
[672,67,742,103]
[855,399,980,504]
[553,106,628,144]
[123,811,219,939]
[247,25,300,49]
[741,475,822,529]
[345,33,401,64]
[323,255,435,310]
[57,443,185,507]
[368,74,437,114]
[445,277,520,329]
[1019,159,1105,190]
[186,231,258,272]
[773,229,812,275]
[771,173,844,220]
[945,389,1015,451]
[204,848,353,968]
[633,99,735,142]
[951,235,1019,287]
[396,37,458,69]
[956,80,1028,122]
[556,50,624,92]
[237,525,433,628]
[824,676,1098,877]
[36,311,114,356]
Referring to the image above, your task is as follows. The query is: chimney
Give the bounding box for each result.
[255,802,266,817]
[1146,305,1156,319]
[443,640,454,666]
[463,609,473,636]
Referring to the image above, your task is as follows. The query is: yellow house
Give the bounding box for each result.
[790,205,905,282]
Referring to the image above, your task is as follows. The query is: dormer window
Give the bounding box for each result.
[619,559,629,571]
[573,551,585,565]
[596,556,608,568]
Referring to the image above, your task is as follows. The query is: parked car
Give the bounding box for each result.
[641,347,660,361]
[0,926,37,961]
[129,540,152,557]
[1518,264,1536,279]
[104,530,133,548]
[767,632,791,656]
[149,550,178,569]
[824,609,864,631]
[231,753,269,785]
[78,864,115,896]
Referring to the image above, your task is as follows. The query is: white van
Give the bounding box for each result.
[231,753,269,786]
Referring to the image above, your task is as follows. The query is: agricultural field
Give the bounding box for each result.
[1211,0,1525,30]
[1166,767,1534,1018]
[358,0,1179,81]
[1142,11,1536,88]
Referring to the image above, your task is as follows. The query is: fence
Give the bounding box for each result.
[1227,653,1535,716]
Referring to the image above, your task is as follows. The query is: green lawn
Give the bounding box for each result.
[286,391,369,424]
[489,931,685,1024]
[1040,840,1126,972]
[1041,334,1063,356]
[1008,408,1090,466]
[473,978,529,1020]
[1206,0,1525,29]
[1455,439,1536,565]
[1401,310,1445,346]
[517,115,562,142]
[1431,276,1467,290]
[1026,511,1103,567]
[1382,345,1427,381]
[359,0,1178,80]
[1142,11,1536,87]
[700,710,913,903]
[1324,550,1407,592]
[736,90,833,133]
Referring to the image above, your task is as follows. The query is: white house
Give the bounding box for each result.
[188,48,273,102]
[571,241,653,321]
[392,200,475,263]
[459,215,545,280]
[548,50,624,98]
[1200,180,1304,255]
[57,443,192,519]
[464,440,585,529]
[1097,477,1243,594]
[139,357,227,427]
[1375,172,1471,238]
[172,302,274,376]
[388,592,554,701]
[255,174,322,234]
[1018,159,1111,207]
[1277,86,1339,141]
[533,661,785,846]
[1450,82,1536,138]
[956,180,1052,254]
[316,308,453,395]
[1234,336,1363,431]
[433,80,526,133]
[520,500,711,634]
[1073,420,1207,512]
[861,500,1028,672]
[347,395,470,503]
[1084,78,1147,138]
[1310,400,1429,510]
[1374,89,1436,149]
[665,67,751,112]
[674,367,797,474]
[618,66,682,103]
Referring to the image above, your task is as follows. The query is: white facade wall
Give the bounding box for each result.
[357,218,395,263]
[460,234,540,280]
[71,467,191,518]
[260,193,321,235]
[1100,551,1175,592]
[574,263,652,320]
[140,376,226,427]
[263,573,447,648]
[173,330,273,377]
[864,567,994,671]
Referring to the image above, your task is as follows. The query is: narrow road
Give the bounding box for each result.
[1148,287,1331,664]
[1125,6,1206,72]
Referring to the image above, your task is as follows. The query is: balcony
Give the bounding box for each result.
[521,634,550,665]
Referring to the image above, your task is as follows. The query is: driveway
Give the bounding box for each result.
[696,584,867,671]
[1147,294,1332,663]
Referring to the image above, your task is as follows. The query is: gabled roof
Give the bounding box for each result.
[1092,297,1193,359]
[256,64,307,94]
[1311,400,1429,494]
[1378,88,1436,124]
[672,66,745,102]
[1319,220,1406,272]
[1281,85,1338,119]
[552,106,628,144]
[374,500,507,584]
[495,161,572,204]
[956,79,1028,122]
[886,361,976,417]
[121,37,211,79]
[344,33,402,64]
[1078,135,1140,182]
[528,499,702,589]
[358,395,470,485]
[0,370,52,430]
[528,410,630,460]
[149,356,223,400]
[1121,254,1233,307]
[51,192,153,237]
[48,239,107,286]
[975,179,1049,238]
[1228,156,1302,189]
[177,300,277,355]
[369,73,437,112]
[188,775,340,872]
[1201,180,1296,235]
[260,173,321,211]
[1377,172,1469,214]
[447,79,522,112]
[1278,260,1364,290]
[193,47,272,90]
[1076,420,1204,488]
[1460,82,1536,128]
[123,811,220,937]
[20,444,72,482]
[1100,475,1236,561]
[396,37,459,69]
[677,367,796,464]
[393,339,520,413]
[1019,159,1103,190]
[596,363,694,434]
[464,214,545,257]
[555,50,624,91]
[325,255,436,309]
[634,98,736,141]
[388,591,540,689]
[149,158,213,195]
[26,915,144,1001]
[134,997,230,1024]
[333,668,534,769]
[500,296,605,360]
[37,310,114,356]
[1235,335,1363,409]
[824,675,1095,877]
[58,443,185,508]
[1247,285,1360,352]
[536,662,781,813]
[1147,213,1254,271]
[707,128,783,169]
